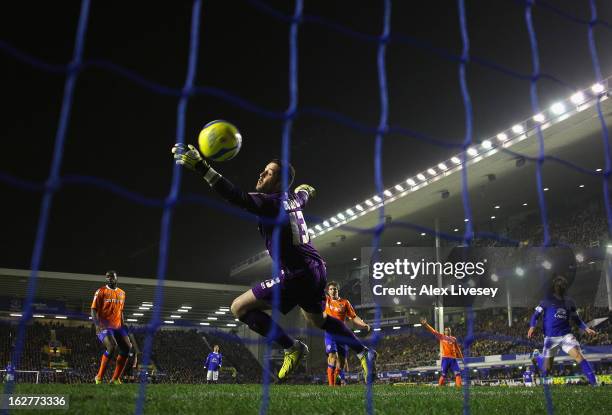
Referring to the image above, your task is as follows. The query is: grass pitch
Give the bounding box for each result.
[7,383,611,414]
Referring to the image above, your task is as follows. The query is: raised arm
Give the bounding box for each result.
[294,184,316,207]
[420,318,454,342]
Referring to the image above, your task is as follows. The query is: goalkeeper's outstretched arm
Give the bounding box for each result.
[172,143,273,216]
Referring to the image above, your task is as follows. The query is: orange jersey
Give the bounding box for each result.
[91,286,126,329]
[325,297,356,322]
[424,323,463,358]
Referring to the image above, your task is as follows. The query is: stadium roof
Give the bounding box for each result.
[231,80,612,280]
[0,268,249,327]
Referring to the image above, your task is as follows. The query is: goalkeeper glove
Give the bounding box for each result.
[294,184,316,198]
[172,143,221,185]
[172,143,209,174]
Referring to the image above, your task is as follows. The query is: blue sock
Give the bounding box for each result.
[580,360,596,385]
[321,316,365,353]
[541,368,548,384]
[339,369,345,381]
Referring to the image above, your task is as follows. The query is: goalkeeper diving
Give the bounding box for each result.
[172,143,377,383]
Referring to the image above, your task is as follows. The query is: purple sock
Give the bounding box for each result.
[321,316,365,353]
[580,360,596,385]
[239,310,294,349]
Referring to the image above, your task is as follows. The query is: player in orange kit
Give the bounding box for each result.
[324,281,370,386]
[420,318,463,386]
[91,270,132,384]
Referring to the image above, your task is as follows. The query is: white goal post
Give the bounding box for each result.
[0,369,40,384]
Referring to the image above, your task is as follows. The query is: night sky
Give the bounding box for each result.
[1,0,612,284]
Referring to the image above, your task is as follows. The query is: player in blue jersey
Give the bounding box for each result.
[4,361,15,384]
[172,144,377,383]
[527,275,597,385]
[205,345,223,384]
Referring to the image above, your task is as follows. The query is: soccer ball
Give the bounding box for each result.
[198,120,242,162]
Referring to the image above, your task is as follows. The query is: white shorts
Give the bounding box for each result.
[207,370,219,381]
[542,333,580,358]
[524,381,534,387]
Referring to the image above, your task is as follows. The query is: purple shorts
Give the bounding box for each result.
[252,260,327,315]
[324,332,349,358]
[441,357,460,375]
[97,326,129,343]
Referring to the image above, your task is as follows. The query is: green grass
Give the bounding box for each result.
[6,384,611,414]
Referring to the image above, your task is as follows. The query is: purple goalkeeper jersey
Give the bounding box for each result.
[529,295,587,337]
[212,177,324,274]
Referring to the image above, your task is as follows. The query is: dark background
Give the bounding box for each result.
[1,0,612,283]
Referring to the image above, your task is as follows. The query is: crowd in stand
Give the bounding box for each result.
[0,322,49,372]
[368,332,439,368]
[473,200,608,248]
[133,329,208,384]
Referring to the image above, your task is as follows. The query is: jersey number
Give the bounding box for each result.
[283,200,310,245]
[289,210,310,245]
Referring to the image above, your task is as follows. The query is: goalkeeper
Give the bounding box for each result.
[172,144,377,383]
